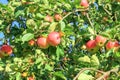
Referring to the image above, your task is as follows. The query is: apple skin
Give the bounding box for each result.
[106,41,119,50]
[37,37,49,49]
[44,15,53,22]
[86,40,98,52]
[28,39,35,46]
[54,14,62,21]
[80,0,89,8]
[28,76,34,80]
[47,32,61,46]
[0,45,13,56]
[95,35,107,47]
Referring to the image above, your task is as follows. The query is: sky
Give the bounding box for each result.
[0,0,8,4]
[0,0,8,45]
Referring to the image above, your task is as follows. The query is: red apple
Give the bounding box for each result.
[28,39,35,46]
[44,15,53,22]
[86,40,96,49]
[95,35,107,47]
[47,32,61,46]
[54,14,62,21]
[106,41,119,50]
[80,0,89,8]
[86,40,98,52]
[0,45,13,56]
[37,37,49,49]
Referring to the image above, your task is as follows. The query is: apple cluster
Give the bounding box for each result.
[85,35,120,52]
[28,31,62,49]
[0,44,13,58]
[44,14,62,22]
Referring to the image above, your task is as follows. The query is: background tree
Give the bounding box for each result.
[0,0,120,80]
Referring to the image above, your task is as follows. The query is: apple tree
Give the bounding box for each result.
[0,0,120,80]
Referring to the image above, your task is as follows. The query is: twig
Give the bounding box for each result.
[96,68,119,80]
[73,67,119,80]
[86,13,94,28]
[103,7,112,16]
[73,68,104,80]
[61,8,89,21]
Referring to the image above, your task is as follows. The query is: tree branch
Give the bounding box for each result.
[73,68,104,80]
[61,8,89,21]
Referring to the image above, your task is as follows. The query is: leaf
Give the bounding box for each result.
[16,72,21,80]
[45,64,53,71]
[91,54,100,66]
[56,46,64,61]
[78,56,91,63]
[48,22,58,32]
[15,10,24,18]
[78,73,94,80]
[60,21,65,31]
[53,71,66,80]
[0,20,3,25]
[22,33,34,42]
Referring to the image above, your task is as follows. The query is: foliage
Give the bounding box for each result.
[0,0,120,80]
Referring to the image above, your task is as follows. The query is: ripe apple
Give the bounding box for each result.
[54,14,62,21]
[95,35,107,47]
[80,0,89,8]
[28,39,35,46]
[86,40,98,52]
[28,76,34,80]
[0,45,13,56]
[47,32,61,46]
[37,37,49,49]
[44,15,53,22]
[106,41,119,50]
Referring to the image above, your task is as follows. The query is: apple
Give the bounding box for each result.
[44,15,53,22]
[86,40,98,52]
[106,41,119,50]
[54,14,62,21]
[28,76,34,80]
[95,35,107,47]
[0,45,13,56]
[80,0,89,8]
[37,37,49,49]
[47,32,61,46]
[28,39,35,46]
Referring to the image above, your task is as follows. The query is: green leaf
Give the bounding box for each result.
[78,73,94,80]
[91,54,100,66]
[45,64,53,71]
[114,52,120,58]
[22,33,34,42]
[56,46,64,61]
[53,71,66,80]
[15,10,24,18]
[48,22,58,32]
[16,72,21,80]
[60,21,65,31]
[78,56,91,63]
[36,13,44,18]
